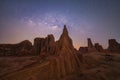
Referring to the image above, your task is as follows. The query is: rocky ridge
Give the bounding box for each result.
[0,25,120,80]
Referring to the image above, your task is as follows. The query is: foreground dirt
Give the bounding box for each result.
[0,52,120,80]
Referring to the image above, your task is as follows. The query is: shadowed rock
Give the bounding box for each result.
[79,39,103,53]
[0,40,33,56]
[58,25,74,50]
[2,25,120,80]
[94,43,103,52]
[87,38,97,52]
[32,25,81,79]
[34,34,55,55]
[48,25,81,78]
[108,39,120,53]
[88,38,94,48]
[34,38,45,55]
[79,47,88,53]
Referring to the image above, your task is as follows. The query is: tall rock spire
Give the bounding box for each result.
[87,38,97,52]
[62,25,68,36]
[59,25,73,49]
[88,38,94,48]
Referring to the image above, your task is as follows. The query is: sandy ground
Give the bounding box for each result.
[0,52,120,80]
[0,56,38,77]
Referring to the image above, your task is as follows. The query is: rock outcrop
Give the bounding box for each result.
[33,38,44,55]
[1,25,82,80]
[108,39,120,53]
[0,40,33,56]
[48,25,81,79]
[87,38,97,52]
[94,43,103,52]
[79,39,104,53]
[33,34,55,55]
[58,25,74,49]
[2,25,120,80]
[79,47,88,53]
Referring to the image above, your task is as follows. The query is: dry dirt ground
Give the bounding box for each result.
[0,52,120,80]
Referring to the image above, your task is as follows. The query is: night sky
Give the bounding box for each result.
[0,0,120,49]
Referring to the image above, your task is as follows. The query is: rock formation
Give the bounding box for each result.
[33,34,55,55]
[26,25,81,79]
[87,38,97,52]
[79,39,104,53]
[1,25,82,80]
[108,39,120,53]
[16,40,33,55]
[2,25,120,80]
[41,34,56,55]
[88,38,94,48]
[79,47,88,53]
[48,25,81,78]
[58,25,73,48]
[0,40,33,56]
[33,38,44,55]
[94,43,103,52]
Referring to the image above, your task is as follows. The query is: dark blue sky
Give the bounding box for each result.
[0,0,120,49]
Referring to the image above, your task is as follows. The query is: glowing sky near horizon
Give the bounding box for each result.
[0,0,120,49]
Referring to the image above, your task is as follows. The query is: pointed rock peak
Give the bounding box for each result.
[87,38,93,48]
[59,25,73,49]
[60,25,70,39]
[62,25,68,35]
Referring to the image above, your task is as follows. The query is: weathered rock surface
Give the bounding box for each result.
[108,39,120,53]
[2,52,120,80]
[1,25,82,80]
[0,40,33,56]
[1,25,120,80]
[94,43,103,52]
[48,25,81,78]
[79,41,104,53]
[87,38,97,52]
[79,47,88,53]
[33,34,55,55]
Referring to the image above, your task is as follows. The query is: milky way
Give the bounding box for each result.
[0,0,120,49]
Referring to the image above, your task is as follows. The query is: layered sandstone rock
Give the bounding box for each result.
[32,25,81,79]
[87,38,97,52]
[16,40,33,55]
[94,43,103,52]
[79,47,88,53]
[0,40,33,56]
[34,34,55,55]
[108,39,120,53]
[48,25,81,79]
[79,39,104,53]
[1,25,82,80]
[34,38,45,55]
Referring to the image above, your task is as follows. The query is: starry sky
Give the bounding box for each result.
[0,0,120,49]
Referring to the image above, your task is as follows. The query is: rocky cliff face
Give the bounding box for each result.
[32,25,81,78]
[1,25,82,80]
[79,38,104,53]
[1,25,120,80]
[79,47,88,53]
[33,34,55,55]
[94,43,103,52]
[48,25,81,78]
[87,38,97,52]
[108,39,120,53]
[58,25,73,49]
[0,40,33,56]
